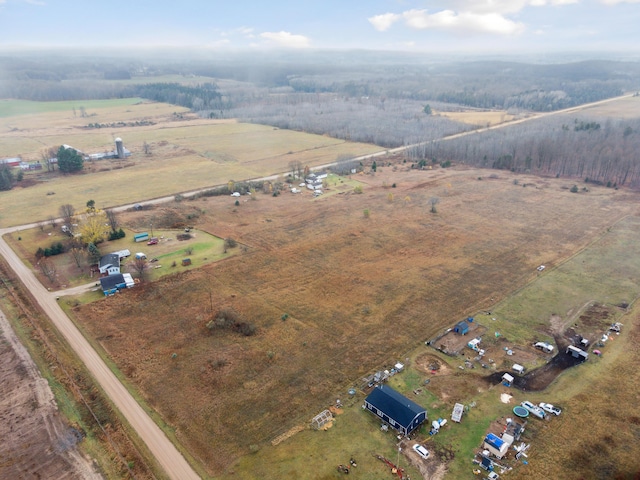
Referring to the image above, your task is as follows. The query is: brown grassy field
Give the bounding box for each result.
[577,94,640,118]
[436,110,515,126]
[0,100,381,226]
[65,164,640,478]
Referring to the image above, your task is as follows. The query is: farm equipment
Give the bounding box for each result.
[374,454,406,479]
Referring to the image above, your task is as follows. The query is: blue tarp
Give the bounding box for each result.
[485,433,505,450]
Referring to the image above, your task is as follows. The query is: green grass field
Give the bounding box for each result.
[0,98,145,118]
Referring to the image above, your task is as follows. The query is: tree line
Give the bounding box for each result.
[422,115,640,188]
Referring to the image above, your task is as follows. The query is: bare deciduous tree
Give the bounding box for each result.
[429,196,440,213]
[105,209,119,232]
[130,257,148,279]
[59,204,75,228]
[39,259,57,284]
[288,160,303,179]
[41,146,58,172]
[68,238,84,268]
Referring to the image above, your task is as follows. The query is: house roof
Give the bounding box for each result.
[99,253,120,269]
[99,274,125,291]
[365,385,426,429]
[455,321,469,330]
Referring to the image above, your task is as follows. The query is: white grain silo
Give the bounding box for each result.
[115,137,124,159]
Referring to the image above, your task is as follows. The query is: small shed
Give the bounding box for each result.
[484,433,509,459]
[454,321,469,335]
[512,364,525,375]
[182,258,192,266]
[502,373,514,387]
[364,385,427,436]
[122,273,135,288]
[134,232,149,243]
[567,345,589,360]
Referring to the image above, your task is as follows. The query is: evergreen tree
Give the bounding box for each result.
[57,146,84,173]
[87,242,101,264]
[0,165,14,191]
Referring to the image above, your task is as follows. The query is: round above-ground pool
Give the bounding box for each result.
[513,406,529,417]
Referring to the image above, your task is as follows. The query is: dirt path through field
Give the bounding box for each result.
[0,233,200,480]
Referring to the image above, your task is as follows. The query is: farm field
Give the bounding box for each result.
[436,110,516,126]
[65,164,640,478]
[575,94,640,118]
[0,99,382,226]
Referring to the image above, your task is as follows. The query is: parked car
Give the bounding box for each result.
[231,192,241,197]
[537,265,546,271]
[486,472,500,480]
[147,237,158,245]
[521,401,546,419]
[539,402,562,416]
[412,444,429,459]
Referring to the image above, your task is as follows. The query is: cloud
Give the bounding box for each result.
[259,31,310,48]
[372,9,525,35]
[599,0,640,4]
[369,0,579,36]
[369,13,401,32]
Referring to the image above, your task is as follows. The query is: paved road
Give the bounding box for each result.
[0,92,631,479]
[0,234,200,480]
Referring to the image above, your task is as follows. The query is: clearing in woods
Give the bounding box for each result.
[66,165,640,477]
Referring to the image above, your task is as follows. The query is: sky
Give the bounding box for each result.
[1,0,639,54]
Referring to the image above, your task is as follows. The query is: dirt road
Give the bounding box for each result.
[0,234,200,480]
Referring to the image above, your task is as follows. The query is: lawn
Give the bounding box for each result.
[3,224,235,293]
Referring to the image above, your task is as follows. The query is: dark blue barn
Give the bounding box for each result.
[364,385,427,436]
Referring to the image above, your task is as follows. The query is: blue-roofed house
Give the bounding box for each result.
[364,385,427,436]
[99,273,135,296]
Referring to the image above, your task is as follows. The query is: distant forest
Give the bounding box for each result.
[428,115,640,188]
[1,50,639,187]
